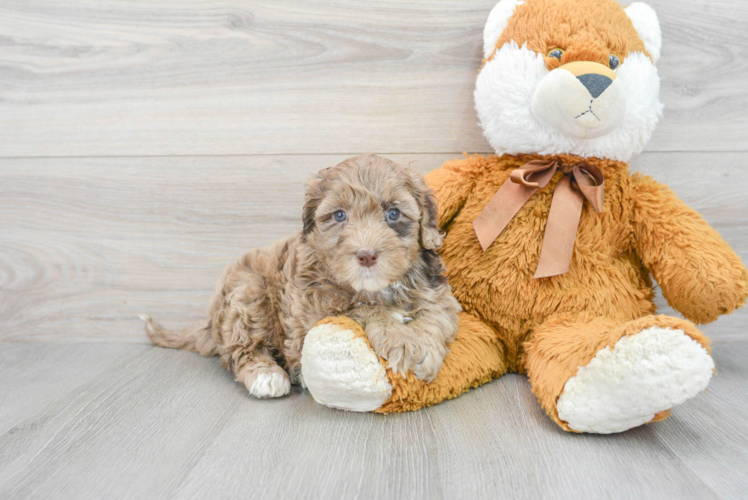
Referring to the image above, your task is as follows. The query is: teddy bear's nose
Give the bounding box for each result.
[577,73,613,99]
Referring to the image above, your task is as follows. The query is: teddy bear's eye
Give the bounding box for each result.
[547,48,564,60]
[609,54,621,70]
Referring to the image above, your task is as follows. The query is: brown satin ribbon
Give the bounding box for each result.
[472,159,605,279]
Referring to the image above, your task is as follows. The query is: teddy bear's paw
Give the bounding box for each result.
[301,321,393,412]
[556,327,714,434]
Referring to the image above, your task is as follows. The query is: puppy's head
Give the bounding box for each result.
[302,154,442,293]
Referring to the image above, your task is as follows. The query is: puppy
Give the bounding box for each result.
[142,154,461,398]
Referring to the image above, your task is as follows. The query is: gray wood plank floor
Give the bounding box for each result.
[0,342,746,500]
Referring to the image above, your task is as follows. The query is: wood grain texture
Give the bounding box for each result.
[0,344,238,499]
[0,343,144,436]
[0,0,746,157]
[1,152,746,344]
[653,349,748,499]
[0,342,746,499]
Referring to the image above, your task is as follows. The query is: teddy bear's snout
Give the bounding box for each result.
[530,60,627,140]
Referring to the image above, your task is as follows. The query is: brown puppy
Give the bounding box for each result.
[142,154,461,398]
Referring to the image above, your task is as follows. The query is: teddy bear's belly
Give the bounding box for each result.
[440,207,654,339]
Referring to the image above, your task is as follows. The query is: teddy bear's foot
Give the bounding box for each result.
[301,317,392,412]
[556,326,714,434]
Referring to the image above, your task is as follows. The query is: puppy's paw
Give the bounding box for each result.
[383,337,446,382]
[384,345,409,377]
[242,366,291,399]
[289,365,306,389]
[367,320,448,382]
[412,348,445,383]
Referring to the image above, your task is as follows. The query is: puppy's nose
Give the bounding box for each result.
[356,248,378,268]
[577,73,613,99]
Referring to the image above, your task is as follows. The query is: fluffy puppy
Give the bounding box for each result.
[142,154,461,398]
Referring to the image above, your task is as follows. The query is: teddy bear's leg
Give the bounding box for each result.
[525,314,714,434]
[300,316,393,412]
[301,313,507,412]
[378,312,508,412]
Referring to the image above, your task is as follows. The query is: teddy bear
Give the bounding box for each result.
[299,0,748,433]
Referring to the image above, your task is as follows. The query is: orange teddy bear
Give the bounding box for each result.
[300,0,748,433]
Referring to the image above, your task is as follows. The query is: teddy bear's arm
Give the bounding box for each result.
[424,156,484,228]
[630,172,748,324]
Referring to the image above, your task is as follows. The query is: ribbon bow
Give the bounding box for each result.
[472,159,605,279]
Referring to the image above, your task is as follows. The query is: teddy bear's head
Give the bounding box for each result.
[475,0,662,162]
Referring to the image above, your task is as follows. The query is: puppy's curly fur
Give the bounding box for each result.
[143,154,461,398]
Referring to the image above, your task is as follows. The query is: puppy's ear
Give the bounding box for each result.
[407,168,443,251]
[302,171,326,240]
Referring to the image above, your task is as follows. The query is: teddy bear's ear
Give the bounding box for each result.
[625,2,662,63]
[483,0,525,60]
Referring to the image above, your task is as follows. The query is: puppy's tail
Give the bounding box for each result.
[139,314,219,357]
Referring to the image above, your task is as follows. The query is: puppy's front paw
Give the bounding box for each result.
[384,342,442,382]
[412,348,445,383]
[382,338,442,382]
[241,366,291,399]
[367,321,447,382]
[383,344,410,378]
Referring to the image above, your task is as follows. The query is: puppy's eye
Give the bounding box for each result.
[333,210,346,222]
[387,208,400,221]
[609,54,621,70]
[547,48,564,61]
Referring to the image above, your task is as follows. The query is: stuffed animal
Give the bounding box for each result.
[300,0,748,433]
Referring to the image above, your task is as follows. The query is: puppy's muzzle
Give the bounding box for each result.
[356,248,378,268]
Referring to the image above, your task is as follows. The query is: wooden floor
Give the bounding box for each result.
[1,0,747,498]
[0,343,746,499]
